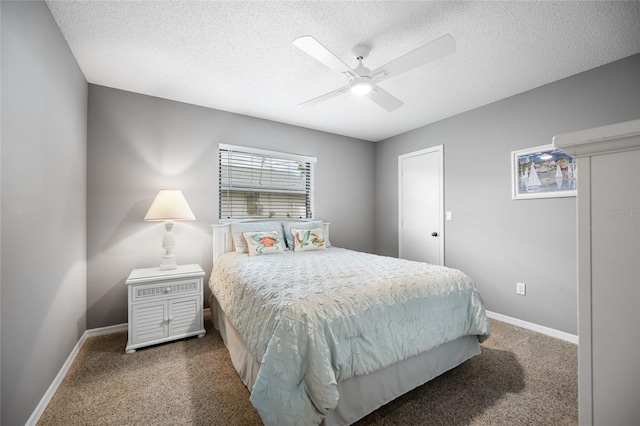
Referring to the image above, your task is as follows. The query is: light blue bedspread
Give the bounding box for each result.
[210,248,491,425]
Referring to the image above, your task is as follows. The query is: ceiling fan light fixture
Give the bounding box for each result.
[294,34,454,111]
[350,77,373,95]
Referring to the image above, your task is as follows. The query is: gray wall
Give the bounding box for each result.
[375,54,640,335]
[0,2,88,425]
[87,85,375,329]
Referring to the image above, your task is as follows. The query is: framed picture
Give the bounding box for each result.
[511,144,577,200]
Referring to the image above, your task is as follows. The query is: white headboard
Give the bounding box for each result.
[211,220,331,265]
[211,222,234,261]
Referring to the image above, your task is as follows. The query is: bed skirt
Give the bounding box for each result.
[210,295,481,426]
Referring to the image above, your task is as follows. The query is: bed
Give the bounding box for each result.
[209,220,491,426]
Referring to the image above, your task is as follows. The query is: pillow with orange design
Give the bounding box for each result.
[242,231,286,256]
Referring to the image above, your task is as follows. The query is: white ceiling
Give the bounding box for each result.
[46,1,640,142]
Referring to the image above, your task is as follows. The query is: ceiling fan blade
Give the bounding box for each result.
[297,86,349,107]
[293,35,354,75]
[366,86,404,112]
[371,34,456,83]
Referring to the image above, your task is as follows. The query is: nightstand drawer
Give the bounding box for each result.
[132,278,200,302]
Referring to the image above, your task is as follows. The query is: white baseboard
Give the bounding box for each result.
[486,310,578,345]
[26,322,127,425]
[26,311,211,425]
[25,332,87,426]
[86,323,128,337]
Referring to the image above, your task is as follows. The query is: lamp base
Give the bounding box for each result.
[160,220,177,270]
[160,254,177,270]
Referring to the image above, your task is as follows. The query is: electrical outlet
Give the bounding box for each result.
[516,282,526,296]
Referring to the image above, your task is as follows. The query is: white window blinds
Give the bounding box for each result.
[219,144,316,219]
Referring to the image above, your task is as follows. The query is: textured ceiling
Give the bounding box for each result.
[46,1,640,142]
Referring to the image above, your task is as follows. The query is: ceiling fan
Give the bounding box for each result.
[293,34,456,112]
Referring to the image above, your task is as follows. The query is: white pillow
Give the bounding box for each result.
[230,221,285,253]
[282,220,330,249]
[290,227,327,252]
[242,231,286,256]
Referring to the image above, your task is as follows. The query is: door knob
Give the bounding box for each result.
[431,232,438,237]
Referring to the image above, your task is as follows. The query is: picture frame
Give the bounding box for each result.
[511,144,577,200]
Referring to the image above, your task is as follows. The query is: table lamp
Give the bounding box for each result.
[144,189,196,270]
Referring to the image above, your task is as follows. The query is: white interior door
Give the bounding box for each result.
[399,146,444,265]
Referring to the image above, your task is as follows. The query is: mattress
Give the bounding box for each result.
[209,247,491,425]
[211,296,482,426]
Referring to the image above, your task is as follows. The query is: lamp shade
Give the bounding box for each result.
[144,190,196,221]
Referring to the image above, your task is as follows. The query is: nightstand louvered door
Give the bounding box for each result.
[131,301,168,344]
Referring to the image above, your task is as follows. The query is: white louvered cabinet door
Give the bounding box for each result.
[131,302,169,345]
[125,264,206,354]
[168,296,202,336]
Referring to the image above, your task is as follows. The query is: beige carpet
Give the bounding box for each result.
[38,315,577,425]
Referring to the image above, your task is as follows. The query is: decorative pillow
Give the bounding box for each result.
[282,220,330,249]
[290,227,327,252]
[231,221,285,253]
[242,231,286,256]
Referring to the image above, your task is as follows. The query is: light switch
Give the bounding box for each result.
[446,211,453,221]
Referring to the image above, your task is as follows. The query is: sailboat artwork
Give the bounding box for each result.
[512,144,577,200]
[555,160,564,190]
[526,162,542,192]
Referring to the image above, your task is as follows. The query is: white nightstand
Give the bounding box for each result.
[125,264,206,354]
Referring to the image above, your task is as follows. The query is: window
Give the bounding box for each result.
[219,144,316,219]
